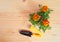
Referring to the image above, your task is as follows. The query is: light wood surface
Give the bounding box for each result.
[0,0,60,42]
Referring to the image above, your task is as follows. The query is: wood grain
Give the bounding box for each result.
[0,0,60,42]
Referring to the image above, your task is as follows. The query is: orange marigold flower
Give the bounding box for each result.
[42,20,49,26]
[42,6,48,12]
[33,14,41,21]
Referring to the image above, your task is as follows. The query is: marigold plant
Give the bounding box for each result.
[29,5,53,32]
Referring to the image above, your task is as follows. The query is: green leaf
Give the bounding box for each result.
[39,25,45,32]
[46,26,51,30]
[40,11,50,19]
[29,19,40,25]
[43,26,51,32]
[48,8,53,11]
[39,23,51,32]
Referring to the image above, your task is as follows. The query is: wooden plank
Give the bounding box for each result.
[0,0,60,42]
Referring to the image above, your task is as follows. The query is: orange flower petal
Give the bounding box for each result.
[33,14,41,21]
[42,6,48,12]
[43,20,49,26]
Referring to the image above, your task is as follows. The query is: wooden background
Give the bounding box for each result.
[0,0,60,42]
